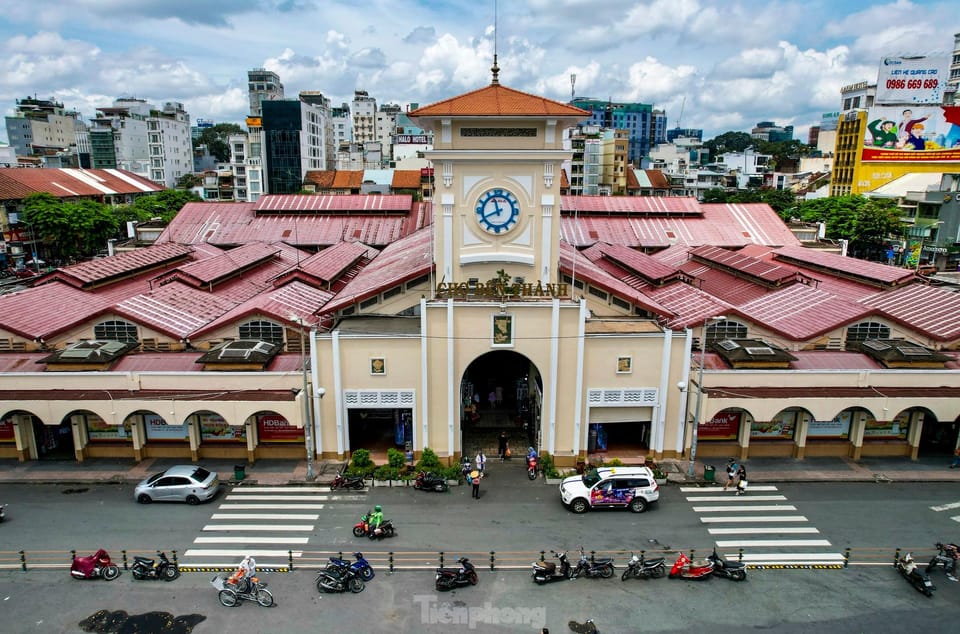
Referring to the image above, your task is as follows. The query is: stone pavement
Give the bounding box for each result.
[1,453,959,486]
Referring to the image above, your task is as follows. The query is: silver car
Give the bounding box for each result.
[134,465,220,505]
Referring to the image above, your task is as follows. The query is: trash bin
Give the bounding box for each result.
[703,465,715,482]
[234,464,246,481]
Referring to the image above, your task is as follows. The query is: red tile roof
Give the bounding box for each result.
[736,283,873,340]
[773,245,914,286]
[392,170,422,189]
[253,194,412,213]
[562,195,700,215]
[191,280,336,338]
[0,168,163,200]
[861,283,960,342]
[303,171,336,188]
[42,243,194,288]
[644,170,671,189]
[332,171,364,189]
[409,83,590,118]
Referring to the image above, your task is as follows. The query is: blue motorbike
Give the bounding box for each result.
[325,551,375,582]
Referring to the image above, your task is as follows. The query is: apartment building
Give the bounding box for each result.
[570,98,666,164]
[248,69,284,117]
[4,97,89,166]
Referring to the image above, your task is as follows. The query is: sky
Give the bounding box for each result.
[1,0,957,145]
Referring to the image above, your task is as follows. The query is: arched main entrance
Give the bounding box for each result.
[460,351,542,460]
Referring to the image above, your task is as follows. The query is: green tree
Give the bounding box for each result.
[128,189,202,224]
[22,193,119,262]
[758,189,799,215]
[701,188,731,203]
[176,173,202,189]
[703,131,754,156]
[193,123,243,162]
[794,195,903,260]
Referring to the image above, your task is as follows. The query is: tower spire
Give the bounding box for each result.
[491,0,500,85]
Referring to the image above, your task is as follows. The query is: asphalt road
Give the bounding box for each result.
[1,468,960,633]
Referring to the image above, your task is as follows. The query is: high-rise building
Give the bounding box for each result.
[351,90,377,145]
[4,97,88,164]
[330,103,352,149]
[248,69,284,117]
[751,121,794,142]
[569,98,662,164]
[947,31,960,104]
[261,97,332,194]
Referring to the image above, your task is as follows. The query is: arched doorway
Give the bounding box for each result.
[916,409,958,457]
[33,418,75,460]
[460,351,541,460]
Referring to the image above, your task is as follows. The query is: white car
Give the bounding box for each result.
[560,466,659,514]
[135,465,220,505]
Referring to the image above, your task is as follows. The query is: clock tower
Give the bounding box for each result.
[409,67,588,288]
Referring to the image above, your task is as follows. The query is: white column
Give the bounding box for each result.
[447,297,455,456]
[332,330,345,455]
[420,297,429,455]
[675,328,693,454]
[572,299,586,456]
[547,298,561,454]
[654,327,674,454]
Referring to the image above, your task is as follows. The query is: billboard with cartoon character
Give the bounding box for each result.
[862,105,960,161]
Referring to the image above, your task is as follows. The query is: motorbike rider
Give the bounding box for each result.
[527,446,538,460]
[368,505,384,537]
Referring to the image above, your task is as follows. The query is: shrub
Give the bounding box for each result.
[607,458,624,467]
[387,447,406,470]
[442,465,463,481]
[348,448,376,477]
[540,452,560,479]
[651,464,667,480]
[373,465,400,481]
[416,447,443,472]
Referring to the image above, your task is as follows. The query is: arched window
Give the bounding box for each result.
[702,320,747,349]
[238,320,284,345]
[846,321,890,346]
[94,319,138,343]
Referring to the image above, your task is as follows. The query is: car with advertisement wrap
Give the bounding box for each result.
[560,466,659,514]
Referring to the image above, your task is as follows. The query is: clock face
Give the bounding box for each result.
[475,188,520,234]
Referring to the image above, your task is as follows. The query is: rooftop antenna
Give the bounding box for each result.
[570,73,577,101]
[676,96,685,129]
[491,0,500,84]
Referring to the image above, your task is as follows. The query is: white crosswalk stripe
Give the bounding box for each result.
[681,485,843,566]
[929,500,960,523]
[179,484,366,569]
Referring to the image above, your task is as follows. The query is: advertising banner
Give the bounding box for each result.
[87,415,132,442]
[809,411,851,439]
[144,414,189,441]
[199,413,246,442]
[864,411,909,440]
[875,55,950,105]
[0,418,14,442]
[862,105,960,161]
[699,411,740,440]
[257,415,302,443]
[751,410,798,440]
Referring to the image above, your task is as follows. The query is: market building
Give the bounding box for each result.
[0,70,958,470]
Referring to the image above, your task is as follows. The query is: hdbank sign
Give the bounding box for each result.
[875,54,950,105]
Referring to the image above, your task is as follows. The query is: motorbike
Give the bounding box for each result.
[926,542,959,581]
[620,551,667,581]
[211,573,274,607]
[0,503,5,522]
[705,548,747,581]
[435,557,478,590]
[668,551,714,580]
[570,547,615,579]
[131,551,180,581]
[461,457,473,480]
[414,470,448,492]
[352,511,396,539]
[329,470,365,490]
[532,550,573,584]
[70,549,120,581]
[326,551,375,582]
[315,565,365,593]
[897,552,935,597]
[527,455,539,480]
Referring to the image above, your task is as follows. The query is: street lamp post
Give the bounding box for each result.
[293,317,315,481]
[688,316,725,477]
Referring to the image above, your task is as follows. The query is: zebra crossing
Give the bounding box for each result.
[180,485,366,570]
[682,485,845,567]
[929,500,960,523]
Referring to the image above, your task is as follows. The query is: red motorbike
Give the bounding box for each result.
[527,455,538,480]
[352,511,395,539]
[668,551,714,580]
[329,470,365,490]
[71,549,120,581]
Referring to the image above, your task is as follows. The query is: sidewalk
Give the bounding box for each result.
[1,454,959,486]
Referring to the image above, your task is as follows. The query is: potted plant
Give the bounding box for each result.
[540,452,564,485]
[651,464,668,485]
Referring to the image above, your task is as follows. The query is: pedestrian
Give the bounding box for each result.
[735,464,748,496]
[722,458,738,490]
[950,447,960,469]
[470,470,482,499]
[495,385,503,406]
[475,449,486,474]
[488,390,497,410]
[498,431,508,461]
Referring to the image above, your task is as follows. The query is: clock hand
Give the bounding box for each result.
[485,199,503,220]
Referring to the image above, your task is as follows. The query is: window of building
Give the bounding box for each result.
[238,320,284,345]
[703,320,747,348]
[360,296,379,310]
[587,286,608,300]
[94,319,139,343]
[845,322,890,346]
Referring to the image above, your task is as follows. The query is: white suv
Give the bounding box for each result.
[560,466,659,513]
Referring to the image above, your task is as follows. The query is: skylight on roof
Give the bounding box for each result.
[745,346,775,356]
[897,345,931,357]
[862,340,891,351]
[717,340,740,351]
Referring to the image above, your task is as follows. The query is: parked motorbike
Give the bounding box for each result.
[527,455,539,480]
[897,552,935,597]
[326,551,375,582]
[315,565,365,593]
[414,470,448,492]
[705,548,747,581]
[131,551,180,581]
[461,457,473,481]
[0,503,6,522]
[211,573,274,607]
[620,551,667,581]
[532,550,573,584]
[330,470,365,490]
[570,547,615,579]
[668,551,713,580]
[352,511,396,539]
[435,557,478,590]
[70,549,120,581]
[926,542,959,581]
